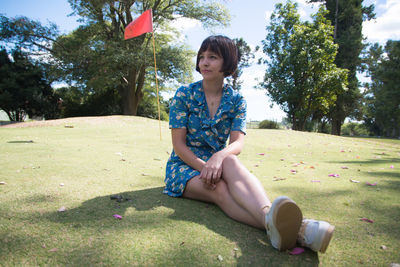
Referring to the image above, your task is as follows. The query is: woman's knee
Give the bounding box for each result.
[222,154,240,168]
[222,154,248,177]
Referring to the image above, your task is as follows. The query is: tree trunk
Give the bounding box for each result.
[331,118,342,136]
[292,116,306,131]
[120,65,146,116]
[334,0,339,40]
[5,110,13,121]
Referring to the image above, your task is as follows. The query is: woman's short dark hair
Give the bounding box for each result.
[195,35,238,77]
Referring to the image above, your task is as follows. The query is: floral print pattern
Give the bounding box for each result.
[163,80,247,197]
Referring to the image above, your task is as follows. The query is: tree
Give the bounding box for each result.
[259,1,347,131]
[308,0,375,135]
[362,40,400,137]
[0,49,59,121]
[226,37,254,90]
[0,0,230,116]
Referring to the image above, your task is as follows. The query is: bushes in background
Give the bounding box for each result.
[341,122,371,136]
[259,119,280,129]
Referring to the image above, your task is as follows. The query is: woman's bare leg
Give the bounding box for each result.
[221,154,272,226]
[183,176,264,228]
[183,155,302,251]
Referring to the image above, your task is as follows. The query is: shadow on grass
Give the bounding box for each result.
[333,158,400,166]
[7,140,35,143]
[44,186,320,266]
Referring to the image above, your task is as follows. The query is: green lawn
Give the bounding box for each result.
[1,116,399,266]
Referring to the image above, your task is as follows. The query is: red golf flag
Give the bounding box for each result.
[124,9,153,40]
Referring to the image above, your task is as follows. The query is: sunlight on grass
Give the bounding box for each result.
[0,116,399,266]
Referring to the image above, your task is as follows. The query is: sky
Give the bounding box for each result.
[1,0,400,121]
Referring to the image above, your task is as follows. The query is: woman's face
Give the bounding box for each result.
[198,49,224,81]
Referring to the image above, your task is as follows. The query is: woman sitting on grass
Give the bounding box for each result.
[163,35,334,253]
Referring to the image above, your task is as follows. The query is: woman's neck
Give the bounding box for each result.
[202,78,224,96]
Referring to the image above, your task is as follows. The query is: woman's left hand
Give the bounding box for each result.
[199,152,224,187]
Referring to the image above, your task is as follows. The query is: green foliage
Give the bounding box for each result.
[341,122,371,136]
[56,86,121,118]
[308,0,376,135]
[260,1,347,131]
[0,15,59,56]
[362,40,400,138]
[0,49,59,121]
[137,91,169,121]
[258,119,280,129]
[0,0,230,117]
[57,0,229,115]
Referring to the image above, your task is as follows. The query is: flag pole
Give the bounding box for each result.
[124,9,161,140]
[151,30,162,140]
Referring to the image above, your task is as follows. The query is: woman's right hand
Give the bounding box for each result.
[199,151,224,189]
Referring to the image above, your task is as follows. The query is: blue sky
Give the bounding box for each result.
[1,0,399,121]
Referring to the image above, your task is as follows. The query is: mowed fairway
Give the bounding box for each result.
[1,116,399,266]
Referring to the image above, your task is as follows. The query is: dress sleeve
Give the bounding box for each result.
[231,95,247,134]
[169,86,189,129]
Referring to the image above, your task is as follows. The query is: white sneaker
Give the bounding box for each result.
[264,196,303,251]
[297,219,335,253]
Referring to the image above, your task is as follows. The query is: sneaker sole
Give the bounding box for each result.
[272,198,303,251]
[319,224,335,253]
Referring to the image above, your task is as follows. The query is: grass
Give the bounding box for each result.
[0,115,399,266]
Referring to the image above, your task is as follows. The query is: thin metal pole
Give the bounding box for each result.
[152,30,162,140]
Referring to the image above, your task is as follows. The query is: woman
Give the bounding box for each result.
[164,35,334,253]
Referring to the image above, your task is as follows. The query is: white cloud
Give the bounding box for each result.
[240,66,286,121]
[363,0,400,44]
[241,68,264,94]
[265,10,273,23]
[170,16,201,32]
[298,7,308,20]
[295,0,309,6]
[160,16,202,43]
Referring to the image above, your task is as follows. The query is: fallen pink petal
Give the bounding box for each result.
[360,218,374,223]
[390,165,394,169]
[366,182,377,186]
[113,214,122,220]
[289,247,305,255]
[57,206,66,212]
[257,153,265,156]
[341,166,349,169]
[328,174,340,177]
[311,180,321,182]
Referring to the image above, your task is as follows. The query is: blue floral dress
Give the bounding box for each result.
[163,80,247,197]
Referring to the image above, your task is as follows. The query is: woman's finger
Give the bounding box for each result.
[206,169,213,184]
[215,169,222,182]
